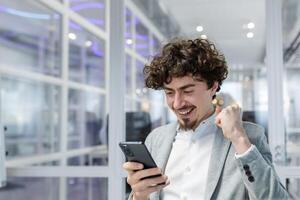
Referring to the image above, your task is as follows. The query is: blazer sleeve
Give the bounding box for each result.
[235,125,290,199]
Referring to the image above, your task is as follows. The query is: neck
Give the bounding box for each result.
[192,106,215,130]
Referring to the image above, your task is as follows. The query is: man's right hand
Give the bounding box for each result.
[123,162,170,200]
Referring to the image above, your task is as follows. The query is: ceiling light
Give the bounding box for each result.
[126,38,133,45]
[200,34,207,39]
[85,40,92,47]
[196,26,203,32]
[246,32,254,38]
[247,22,255,29]
[68,33,77,40]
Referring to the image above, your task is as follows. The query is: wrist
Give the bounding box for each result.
[133,193,148,200]
[231,133,251,154]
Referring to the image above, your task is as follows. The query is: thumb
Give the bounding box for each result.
[215,105,222,115]
[215,114,222,127]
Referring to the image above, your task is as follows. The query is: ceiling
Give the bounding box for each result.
[159,0,266,68]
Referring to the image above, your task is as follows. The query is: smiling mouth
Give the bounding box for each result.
[177,107,194,116]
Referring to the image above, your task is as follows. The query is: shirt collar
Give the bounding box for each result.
[176,112,218,140]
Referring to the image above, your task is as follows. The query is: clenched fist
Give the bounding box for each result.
[215,104,251,154]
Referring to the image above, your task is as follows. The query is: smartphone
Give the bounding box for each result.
[119,141,157,169]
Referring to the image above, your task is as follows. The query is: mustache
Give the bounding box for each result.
[173,105,196,111]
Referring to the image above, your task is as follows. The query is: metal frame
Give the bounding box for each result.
[5,145,107,167]
[107,0,126,198]
[266,0,286,164]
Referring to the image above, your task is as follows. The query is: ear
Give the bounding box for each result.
[211,82,219,95]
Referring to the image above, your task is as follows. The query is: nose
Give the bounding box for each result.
[173,92,185,109]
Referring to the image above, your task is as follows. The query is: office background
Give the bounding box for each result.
[0,0,299,199]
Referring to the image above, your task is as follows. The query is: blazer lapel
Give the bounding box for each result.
[153,123,177,200]
[155,122,178,173]
[204,128,231,200]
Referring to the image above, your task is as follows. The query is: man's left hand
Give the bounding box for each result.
[215,104,251,154]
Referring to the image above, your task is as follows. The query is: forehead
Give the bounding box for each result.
[163,76,207,89]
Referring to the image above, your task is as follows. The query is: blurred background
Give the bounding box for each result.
[0,0,299,199]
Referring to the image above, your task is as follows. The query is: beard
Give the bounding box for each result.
[174,105,197,130]
[178,118,198,131]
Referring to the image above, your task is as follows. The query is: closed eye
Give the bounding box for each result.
[183,90,193,94]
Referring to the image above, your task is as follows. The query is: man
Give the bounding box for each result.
[123,38,289,200]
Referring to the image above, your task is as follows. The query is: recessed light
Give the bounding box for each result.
[126,38,133,45]
[200,34,207,39]
[196,26,203,32]
[246,32,254,38]
[68,33,77,40]
[85,40,92,47]
[247,22,255,29]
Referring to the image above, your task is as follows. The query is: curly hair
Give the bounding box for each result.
[144,38,228,92]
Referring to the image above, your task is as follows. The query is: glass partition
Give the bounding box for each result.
[69,0,106,31]
[0,0,62,77]
[1,76,60,159]
[68,21,105,88]
[282,0,300,168]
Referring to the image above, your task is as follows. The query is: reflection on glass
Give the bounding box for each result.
[135,17,150,57]
[282,0,300,166]
[135,101,142,112]
[0,177,108,200]
[125,110,151,142]
[148,90,164,129]
[67,149,107,166]
[0,177,59,200]
[69,0,106,30]
[152,36,160,55]
[1,76,60,158]
[69,21,105,88]
[134,90,165,130]
[126,55,132,95]
[285,70,300,166]
[135,60,147,98]
[125,99,132,112]
[67,178,108,200]
[0,0,62,77]
[68,89,106,149]
[125,8,133,48]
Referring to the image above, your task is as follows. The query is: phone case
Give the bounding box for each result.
[119,142,157,169]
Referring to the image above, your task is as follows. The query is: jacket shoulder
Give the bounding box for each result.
[144,122,177,151]
[147,122,177,139]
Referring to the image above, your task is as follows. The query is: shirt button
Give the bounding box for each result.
[248,176,255,182]
[243,164,250,170]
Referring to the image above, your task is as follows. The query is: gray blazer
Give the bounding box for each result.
[129,121,290,200]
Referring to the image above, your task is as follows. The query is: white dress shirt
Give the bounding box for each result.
[162,113,217,200]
